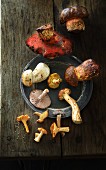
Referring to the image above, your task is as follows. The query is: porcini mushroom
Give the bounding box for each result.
[17,114,30,133]
[21,62,50,87]
[65,59,100,86]
[34,110,48,123]
[26,24,72,59]
[30,89,51,109]
[50,122,69,138]
[58,88,82,124]
[34,127,47,142]
[60,6,88,32]
[47,73,62,89]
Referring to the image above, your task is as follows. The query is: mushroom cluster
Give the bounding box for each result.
[18,4,101,143]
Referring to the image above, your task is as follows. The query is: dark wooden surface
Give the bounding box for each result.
[1,0,106,158]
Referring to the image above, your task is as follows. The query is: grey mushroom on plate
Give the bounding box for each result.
[29,89,51,109]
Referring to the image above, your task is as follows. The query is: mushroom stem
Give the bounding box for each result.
[22,120,29,133]
[37,89,49,101]
[34,128,47,142]
[34,131,43,142]
[57,115,65,137]
[63,93,82,124]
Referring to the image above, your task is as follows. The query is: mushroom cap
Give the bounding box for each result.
[38,127,47,134]
[17,114,30,122]
[21,69,33,87]
[47,73,62,89]
[29,89,51,109]
[58,88,71,100]
[60,6,88,24]
[64,65,78,86]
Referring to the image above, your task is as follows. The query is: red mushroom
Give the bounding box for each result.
[26,24,72,59]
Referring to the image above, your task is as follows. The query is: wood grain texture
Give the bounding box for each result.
[1,0,106,158]
[54,0,106,157]
[1,0,61,158]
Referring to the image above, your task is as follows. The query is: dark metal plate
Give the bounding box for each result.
[20,54,93,118]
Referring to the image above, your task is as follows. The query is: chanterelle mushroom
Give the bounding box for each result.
[30,89,51,109]
[34,127,47,142]
[21,62,50,87]
[58,88,82,124]
[50,122,69,138]
[17,114,30,133]
[65,59,100,86]
[60,6,88,32]
[47,73,62,89]
[34,110,48,123]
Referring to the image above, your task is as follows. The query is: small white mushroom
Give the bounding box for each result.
[34,110,48,123]
[34,128,47,142]
[58,88,82,124]
[30,89,51,109]
[21,62,50,86]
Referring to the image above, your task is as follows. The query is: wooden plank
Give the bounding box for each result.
[54,0,106,157]
[1,0,61,157]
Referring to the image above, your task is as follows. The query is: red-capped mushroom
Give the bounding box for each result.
[26,24,72,59]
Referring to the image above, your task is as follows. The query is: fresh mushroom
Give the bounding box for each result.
[57,114,65,137]
[17,114,30,133]
[60,6,88,32]
[58,88,82,124]
[34,110,48,123]
[65,59,100,86]
[21,62,50,87]
[50,122,69,138]
[47,73,62,89]
[29,89,51,109]
[26,24,72,59]
[34,127,47,142]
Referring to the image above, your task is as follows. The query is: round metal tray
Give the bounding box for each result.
[20,54,93,118]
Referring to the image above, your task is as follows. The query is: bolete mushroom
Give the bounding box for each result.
[65,59,100,86]
[21,62,50,87]
[17,114,30,133]
[58,88,82,124]
[47,73,62,89]
[50,122,69,138]
[34,127,47,142]
[29,88,51,109]
[26,24,72,59]
[34,110,48,123]
[60,6,88,32]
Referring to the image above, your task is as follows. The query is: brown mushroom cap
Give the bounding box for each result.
[58,88,71,100]
[60,6,88,24]
[29,89,51,109]
[38,127,47,134]
[64,65,78,87]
